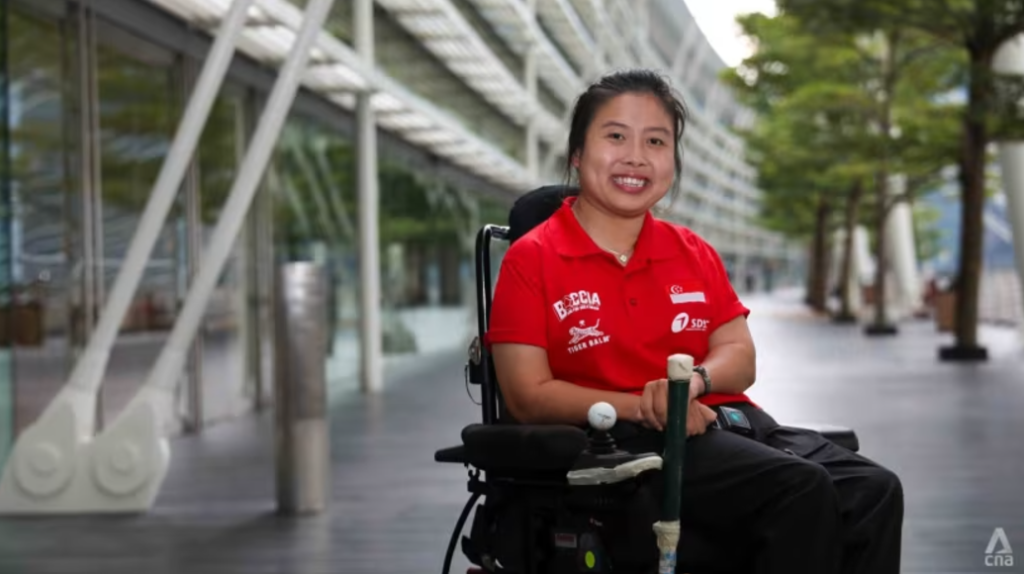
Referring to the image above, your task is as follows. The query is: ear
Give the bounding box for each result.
[571,151,580,169]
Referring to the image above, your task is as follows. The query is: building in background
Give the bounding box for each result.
[0,0,794,464]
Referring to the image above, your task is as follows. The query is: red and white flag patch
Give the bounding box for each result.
[667,282,706,304]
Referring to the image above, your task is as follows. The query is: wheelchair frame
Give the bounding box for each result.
[438,223,611,574]
[435,212,863,574]
[434,223,507,574]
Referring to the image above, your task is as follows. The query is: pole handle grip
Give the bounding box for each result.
[667,353,694,382]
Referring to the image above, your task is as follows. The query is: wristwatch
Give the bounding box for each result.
[694,365,711,396]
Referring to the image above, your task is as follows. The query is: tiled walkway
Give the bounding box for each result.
[0,290,1022,573]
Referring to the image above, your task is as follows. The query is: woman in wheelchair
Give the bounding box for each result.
[486,69,904,574]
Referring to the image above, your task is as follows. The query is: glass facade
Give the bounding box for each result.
[270,113,362,398]
[0,0,515,447]
[0,0,11,469]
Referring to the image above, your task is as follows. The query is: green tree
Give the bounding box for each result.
[725,13,877,314]
[776,0,1024,359]
[727,10,961,328]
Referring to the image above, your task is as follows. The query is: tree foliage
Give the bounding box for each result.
[777,0,1024,356]
[725,7,965,322]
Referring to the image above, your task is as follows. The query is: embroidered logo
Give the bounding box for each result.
[567,319,610,354]
[671,312,710,333]
[553,290,602,321]
[668,282,706,304]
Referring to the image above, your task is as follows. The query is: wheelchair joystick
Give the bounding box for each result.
[566,402,663,486]
[585,402,618,455]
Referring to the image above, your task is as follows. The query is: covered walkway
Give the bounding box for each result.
[0,290,1022,574]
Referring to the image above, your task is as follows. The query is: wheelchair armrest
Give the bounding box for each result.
[435,444,467,464]
[793,423,860,453]
[441,423,589,473]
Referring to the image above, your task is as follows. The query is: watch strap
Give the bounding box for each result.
[694,365,711,396]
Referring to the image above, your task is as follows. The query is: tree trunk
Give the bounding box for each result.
[944,50,991,360]
[868,169,893,330]
[866,30,898,335]
[836,180,863,322]
[807,195,832,312]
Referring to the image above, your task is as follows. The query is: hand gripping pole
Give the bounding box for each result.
[0,0,336,514]
[653,353,693,573]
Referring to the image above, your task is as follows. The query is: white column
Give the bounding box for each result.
[854,224,873,312]
[831,227,864,317]
[885,174,922,319]
[993,35,1024,342]
[356,0,383,393]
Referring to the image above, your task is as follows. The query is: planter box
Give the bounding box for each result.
[936,291,956,333]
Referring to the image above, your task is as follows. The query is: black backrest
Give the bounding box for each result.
[507,184,579,244]
[477,184,579,425]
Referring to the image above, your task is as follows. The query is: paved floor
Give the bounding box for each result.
[0,290,1022,573]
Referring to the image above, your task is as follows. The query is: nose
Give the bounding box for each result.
[624,139,648,166]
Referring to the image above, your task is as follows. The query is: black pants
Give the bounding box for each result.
[607,402,904,574]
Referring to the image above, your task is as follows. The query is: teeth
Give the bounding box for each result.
[614,177,645,188]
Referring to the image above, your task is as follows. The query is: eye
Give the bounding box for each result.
[648,137,666,146]
[607,132,625,140]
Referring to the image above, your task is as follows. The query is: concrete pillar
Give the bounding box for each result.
[993,35,1024,342]
[356,0,383,393]
[854,225,872,315]
[885,174,922,319]
[832,227,865,318]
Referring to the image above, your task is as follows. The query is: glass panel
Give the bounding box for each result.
[271,115,359,398]
[6,6,82,437]
[0,0,12,469]
[378,162,511,366]
[196,88,252,424]
[95,21,184,429]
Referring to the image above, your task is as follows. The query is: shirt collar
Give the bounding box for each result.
[549,196,679,262]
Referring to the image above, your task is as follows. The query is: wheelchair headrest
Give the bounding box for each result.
[508,184,579,244]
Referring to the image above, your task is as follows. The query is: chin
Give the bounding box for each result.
[608,187,665,212]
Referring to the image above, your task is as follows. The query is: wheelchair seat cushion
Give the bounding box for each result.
[461,423,589,473]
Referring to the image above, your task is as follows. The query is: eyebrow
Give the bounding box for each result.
[599,121,672,136]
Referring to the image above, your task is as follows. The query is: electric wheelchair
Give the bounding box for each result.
[434,184,860,574]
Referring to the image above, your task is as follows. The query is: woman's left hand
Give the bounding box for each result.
[687,400,719,437]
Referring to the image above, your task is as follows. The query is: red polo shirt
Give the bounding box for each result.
[487,197,752,407]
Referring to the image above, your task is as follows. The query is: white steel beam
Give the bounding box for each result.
[535,0,600,77]
[148,0,538,192]
[463,0,583,105]
[0,0,254,514]
[0,0,335,515]
[375,0,565,145]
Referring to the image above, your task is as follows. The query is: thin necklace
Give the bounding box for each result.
[572,203,633,265]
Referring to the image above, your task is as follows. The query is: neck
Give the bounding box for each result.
[572,196,645,255]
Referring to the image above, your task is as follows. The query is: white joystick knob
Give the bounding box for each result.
[587,402,617,431]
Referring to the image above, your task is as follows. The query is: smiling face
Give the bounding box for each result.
[572,92,677,218]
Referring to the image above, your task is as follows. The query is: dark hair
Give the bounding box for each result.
[563,69,689,202]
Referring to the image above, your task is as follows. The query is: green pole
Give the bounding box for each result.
[654,353,693,573]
